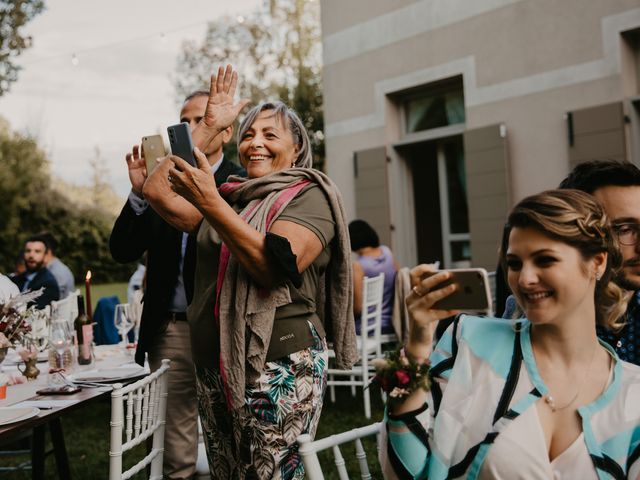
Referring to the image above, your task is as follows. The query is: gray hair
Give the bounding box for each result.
[237,101,313,168]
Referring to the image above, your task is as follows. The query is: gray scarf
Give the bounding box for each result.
[216,168,357,409]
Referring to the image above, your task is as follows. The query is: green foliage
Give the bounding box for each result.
[0,0,45,96]
[0,120,133,283]
[174,0,325,171]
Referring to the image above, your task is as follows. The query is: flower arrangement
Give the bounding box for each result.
[371,347,431,407]
[0,289,43,349]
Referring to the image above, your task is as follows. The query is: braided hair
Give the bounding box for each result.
[499,189,628,330]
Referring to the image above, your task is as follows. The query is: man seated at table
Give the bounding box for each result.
[11,235,60,309]
[40,232,75,299]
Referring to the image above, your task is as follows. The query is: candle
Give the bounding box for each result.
[85,270,93,321]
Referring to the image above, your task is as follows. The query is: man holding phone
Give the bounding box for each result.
[109,91,245,479]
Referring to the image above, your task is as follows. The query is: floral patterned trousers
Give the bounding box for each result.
[195,325,328,480]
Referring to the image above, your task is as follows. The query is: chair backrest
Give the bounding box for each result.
[50,289,80,327]
[109,359,170,480]
[360,273,385,358]
[297,422,382,480]
[93,296,121,345]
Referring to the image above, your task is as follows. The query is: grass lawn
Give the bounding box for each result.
[80,282,129,313]
[0,388,385,478]
[0,282,388,477]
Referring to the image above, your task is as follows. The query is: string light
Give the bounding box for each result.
[21,20,209,66]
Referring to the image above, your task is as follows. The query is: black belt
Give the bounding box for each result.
[165,312,187,322]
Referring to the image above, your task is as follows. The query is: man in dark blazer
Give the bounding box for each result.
[11,234,60,309]
[109,91,244,480]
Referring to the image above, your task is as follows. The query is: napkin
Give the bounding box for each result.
[12,400,76,409]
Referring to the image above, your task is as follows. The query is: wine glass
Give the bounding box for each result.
[29,309,49,352]
[49,320,73,371]
[114,304,134,347]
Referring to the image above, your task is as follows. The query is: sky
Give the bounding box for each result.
[0,0,262,197]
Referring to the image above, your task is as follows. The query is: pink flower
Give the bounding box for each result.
[395,370,411,386]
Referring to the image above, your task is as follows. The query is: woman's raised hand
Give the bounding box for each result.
[405,264,459,359]
[167,147,218,210]
[200,64,250,133]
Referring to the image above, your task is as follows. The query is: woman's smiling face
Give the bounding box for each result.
[238,110,299,178]
[505,226,604,326]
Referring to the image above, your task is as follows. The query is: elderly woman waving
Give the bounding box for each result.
[143,65,356,480]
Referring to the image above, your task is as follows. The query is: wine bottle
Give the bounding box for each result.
[75,295,93,365]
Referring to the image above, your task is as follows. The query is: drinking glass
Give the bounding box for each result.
[28,309,49,352]
[48,320,73,372]
[114,304,134,345]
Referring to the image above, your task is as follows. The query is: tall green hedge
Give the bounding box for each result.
[0,120,133,283]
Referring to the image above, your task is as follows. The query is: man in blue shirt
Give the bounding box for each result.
[558,160,640,364]
[40,232,75,299]
[11,235,60,309]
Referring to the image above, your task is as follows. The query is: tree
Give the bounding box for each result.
[174,0,325,170]
[0,0,45,96]
[0,119,132,283]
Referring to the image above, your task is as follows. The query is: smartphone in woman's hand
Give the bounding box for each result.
[424,268,492,312]
[167,122,197,167]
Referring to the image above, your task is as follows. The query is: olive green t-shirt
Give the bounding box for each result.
[187,184,336,369]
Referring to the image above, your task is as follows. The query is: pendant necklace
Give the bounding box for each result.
[543,342,598,413]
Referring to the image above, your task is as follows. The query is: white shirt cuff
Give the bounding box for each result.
[128,190,148,215]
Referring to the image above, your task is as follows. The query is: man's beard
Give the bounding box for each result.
[614,257,640,291]
[25,260,44,273]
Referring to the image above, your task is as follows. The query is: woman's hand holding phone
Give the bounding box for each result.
[405,264,460,361]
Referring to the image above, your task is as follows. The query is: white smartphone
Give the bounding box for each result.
[424,268,492,312]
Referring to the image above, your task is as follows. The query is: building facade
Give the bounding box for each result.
[320,0,640,270]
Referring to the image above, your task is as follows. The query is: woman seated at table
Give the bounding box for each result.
[349,219,398,335]
[143,65,355,480]
[380,189,640,479]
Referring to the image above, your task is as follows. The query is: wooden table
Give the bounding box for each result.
[0,345,147,479]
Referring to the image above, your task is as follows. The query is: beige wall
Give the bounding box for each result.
[320,0,417,36]
[320,0,640,266]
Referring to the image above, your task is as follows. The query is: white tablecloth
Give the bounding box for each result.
[0,345,148,407]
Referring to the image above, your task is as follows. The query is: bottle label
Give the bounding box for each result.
[81,324,93,360]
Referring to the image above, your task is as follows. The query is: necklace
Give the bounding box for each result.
[543,342,599,413]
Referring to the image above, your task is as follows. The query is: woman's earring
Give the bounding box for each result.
[596,272,602,281]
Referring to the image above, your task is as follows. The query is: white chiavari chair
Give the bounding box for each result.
[108,359,170,480]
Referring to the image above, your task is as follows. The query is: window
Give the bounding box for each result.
[403,77,465,133]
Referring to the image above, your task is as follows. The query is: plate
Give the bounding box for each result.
[4,351,49,366]
[0,407,40,426]
[70,366,147,382]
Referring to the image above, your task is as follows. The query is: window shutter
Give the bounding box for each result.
[463,124,510,271]
[354,147,392,247]
[568,102,627,168]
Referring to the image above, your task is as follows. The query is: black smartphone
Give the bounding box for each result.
[36,386,81,395]
[424,268,492,312]
[167,122,196,167]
